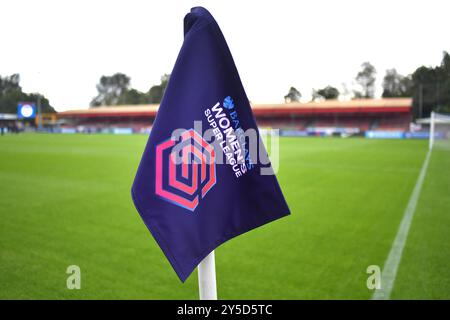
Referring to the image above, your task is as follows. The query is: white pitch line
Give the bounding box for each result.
[372,149,432,300]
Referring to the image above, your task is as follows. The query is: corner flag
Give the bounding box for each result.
[131,7,290,283]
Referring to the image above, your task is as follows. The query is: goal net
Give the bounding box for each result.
[430,112,450,150]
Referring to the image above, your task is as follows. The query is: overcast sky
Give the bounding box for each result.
[1,0,449,111]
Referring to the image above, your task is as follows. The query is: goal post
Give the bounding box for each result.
[429,112,435,150]
[429,111,450,151]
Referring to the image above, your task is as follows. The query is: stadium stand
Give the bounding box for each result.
[57,98,412,136]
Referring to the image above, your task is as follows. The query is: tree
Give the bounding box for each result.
[437,51,450,113]
[354,62,376,99]
[0,74,55,114]
[90,73,171,107]
[382,69,413,98]
[90,73,131,107]
[28,93,54,113]
[284,86,301,103]
[411,51,450,118]
[312,85,339,100]
[0,74,20,93]
[117,88,147,105]
[147,74,170,104]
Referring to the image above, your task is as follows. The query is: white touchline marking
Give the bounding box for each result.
[372,149,432,300]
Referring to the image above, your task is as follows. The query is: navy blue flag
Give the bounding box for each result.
[131,7,290,282]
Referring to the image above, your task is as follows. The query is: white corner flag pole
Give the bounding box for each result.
[429,111,435,150]
[198,250,217,300]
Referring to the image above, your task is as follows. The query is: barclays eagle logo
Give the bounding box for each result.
[223,96,234,110]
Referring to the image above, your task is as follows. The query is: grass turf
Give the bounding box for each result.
[0,134,448,299]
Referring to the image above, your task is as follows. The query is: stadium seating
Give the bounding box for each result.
[57,99,413,135]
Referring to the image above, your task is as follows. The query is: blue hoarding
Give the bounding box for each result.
[365,131,405,139]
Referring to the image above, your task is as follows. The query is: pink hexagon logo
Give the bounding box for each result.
[155,129,216,211]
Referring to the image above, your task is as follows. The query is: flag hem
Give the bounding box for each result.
[132,184,290,282]
[131,186,189,282]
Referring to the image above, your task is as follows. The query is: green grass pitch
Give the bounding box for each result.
[0,134,449,299]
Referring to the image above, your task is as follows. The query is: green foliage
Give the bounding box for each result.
[312,86,340,100]
[90,73,170,107]
[284,86,301,103]
[354,62,377,99]
[147,74,170,104]
[382,69,413,98]
[410,51,450,118]
[116,89,148,105]
[90,73,131,107]
[0,74,55,114]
